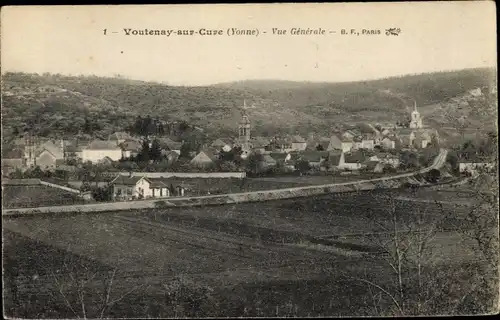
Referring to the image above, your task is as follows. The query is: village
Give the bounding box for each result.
[2,90,492,206]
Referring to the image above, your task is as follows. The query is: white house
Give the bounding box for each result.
[82,140,123,163]
[291,135,307,151]
[381,137,396,149]
[459,160,494,177]
[361,139,375,150]
[111,175,171,200]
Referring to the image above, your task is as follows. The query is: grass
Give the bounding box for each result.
[2,185,86,208]
[3,189,496,317]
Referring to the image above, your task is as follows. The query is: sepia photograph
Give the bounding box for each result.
[1,2,498,318]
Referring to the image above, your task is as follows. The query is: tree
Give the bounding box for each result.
[349,195,446,316]
[218,146,243,165]
[149,139,162,162]
[137,139,151,162]
[437,153,499,314]
[295,160,311,174]
[48,248,146,319]
[424,169,441,183]
[246,153,264,175]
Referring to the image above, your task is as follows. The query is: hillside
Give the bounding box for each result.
[1,68,496,141]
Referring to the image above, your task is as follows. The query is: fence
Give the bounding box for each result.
[113,171,247,179]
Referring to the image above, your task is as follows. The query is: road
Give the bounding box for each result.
[2,149,449,215]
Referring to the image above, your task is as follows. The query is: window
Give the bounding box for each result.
[127,188,133,195]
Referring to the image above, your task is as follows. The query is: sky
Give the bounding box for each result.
[1,2,497,86]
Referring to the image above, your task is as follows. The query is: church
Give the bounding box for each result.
[234,100,252,158]
[396,101,439,150]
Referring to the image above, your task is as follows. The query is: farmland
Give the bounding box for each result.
[2,189,496,317]
[2,185,87,208]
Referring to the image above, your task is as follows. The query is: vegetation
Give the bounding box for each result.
[2,68,495,144]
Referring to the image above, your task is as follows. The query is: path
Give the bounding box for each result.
[2,149,448,215]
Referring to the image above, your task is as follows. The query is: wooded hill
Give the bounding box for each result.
[1,68,496,142]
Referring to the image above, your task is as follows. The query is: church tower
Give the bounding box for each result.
[238,100,251,150]
[409,100,423,129]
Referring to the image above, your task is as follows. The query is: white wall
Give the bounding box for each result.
[361,140,374,150]
[341,142,353,153]
[82,149,122,163]
[291,142,307,151]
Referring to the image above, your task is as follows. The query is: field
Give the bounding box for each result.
[2,185,87,208]
[3,189,496,317]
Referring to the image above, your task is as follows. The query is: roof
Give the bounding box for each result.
[65,144,83,153]
[327,135,343,150]
[328,151,342,166]
[300,151,329,162]
[158,138,183,150]
[87,139,121,150]
[111,175,144,186]
[120,140,142,152]
[344,151,369,164]
[270,152,288,162]
[164,150,180,158]
[211,138,232,148]
[292,135,306,143]
[3,148,24,159]
[274,137,292,145]
[251,138,270,149]
[146,177,170,188]
[262,154,277,164]
[109,132,132,141]
[192,149,218,163]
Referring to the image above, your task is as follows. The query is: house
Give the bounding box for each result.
[291,135,307,151]
[190,149,218,167]
[378,153,401,168]
[108,132,132,145]
[158,137,183,155]
[65,144,83,159]
[82,140,123,163]
[211,138,233,152]
[36,149,58,170]
[270,152,293,170]
[325,151,343,171]
[111,175,171,200]
[2,149,24,170]
[120,140,142,158]
[251,137,271,154]
[381,137,396,149]
[468,88,482,97]
[338,151,369,171]
[326,135,343,152]
[458,153,494,176]
[272,137,293,153]
[342,130,357,141]
[164,150,180,164]
[361,133,376,150]
[299,151,329,168]
[261,154,278,169]
[98,156,115,166]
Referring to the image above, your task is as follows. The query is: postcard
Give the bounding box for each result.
[1,2,498,318]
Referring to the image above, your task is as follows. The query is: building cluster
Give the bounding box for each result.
[189,103,440,172]
[2,101,444,176]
